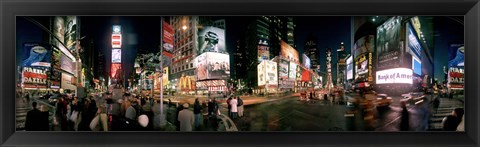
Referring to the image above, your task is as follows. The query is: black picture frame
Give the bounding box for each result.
[1,0,479,146]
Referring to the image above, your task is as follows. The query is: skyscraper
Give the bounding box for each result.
[243,16,296,89]
[304,34,320,73]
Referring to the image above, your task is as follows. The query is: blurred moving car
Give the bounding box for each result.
[375,94,392,108]
[401,92,425,105]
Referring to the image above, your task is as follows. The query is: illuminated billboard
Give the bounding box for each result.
[289,62,297,80]
[163,67,169,87]
[346,56,353,80]
[376,68,413,84]
[407,23,423,59]
[198,26,226,54]
[112,49,122,63]
[61,54,76,74]
[195,52,230,80]
[448,44,464,67]
[279,59,289,79]
[302,54,311,69]
[376,16,402,70]
[64,16,77,52]
[21,43,51,68]
[22,67,48,88]
[162,21,174,56]
[112,34,122,49]
[258,45,270,63]
[280,40,299,64]
[257,62,265,86]
[194,53,208,81]
[353,35,374,59]
[111,63,121,78]
[448,67,464,89]
[61,73,76,90]
[257,60,278,86]
[412,56,422,75]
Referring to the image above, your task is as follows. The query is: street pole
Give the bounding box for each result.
[159,17,166,127]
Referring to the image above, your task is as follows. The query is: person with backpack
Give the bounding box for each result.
[237,96,244,117]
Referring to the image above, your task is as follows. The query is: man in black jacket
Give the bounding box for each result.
[25,102,44,131]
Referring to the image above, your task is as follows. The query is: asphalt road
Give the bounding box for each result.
[232,94,432,132]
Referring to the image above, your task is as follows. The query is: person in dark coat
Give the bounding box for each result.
[207,98,214,118]
[226,97,232,117]
[400,101,409,131]
[25,102,43,131]
[433,98,440,113]
[442,108,464,131]
[193,98,202,129]
[56,97,68,131]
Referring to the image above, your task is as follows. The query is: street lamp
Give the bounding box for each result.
[182,25,188,31]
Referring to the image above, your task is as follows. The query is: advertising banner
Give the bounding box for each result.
[22,67,48,88]
[376,68,413,84]
[198,26,226,54]
[195,53,208,81]
[301,70,311,82]
[257,61,266,86]
[346,56,353,80]
[64,16,77,52]
[354,35,374,60]
[279,59,289,79]
[22,43,51,68]
[279,79,295,89]
[377,16,402,70]
[53,16,66,46]
[206,52,230,80]
[289,62,297,80]
[110,63,121,78]
[265,60,278,85]
[280,40,299,64]
[112,34,122,49]
[112,49,122,63]
[412,56,422,75]
[407,23,423,59]
[61,54,76,74]
[61,72,76,90]
[162,21,174,56]
[448,67,464,89]
[194,52,229,80]
[179,76,195,91]
[258,45,270,63]
[448,44,464,67]
[50,69,61,89]
[163,67,169,87]
[52,49,61,70]
[302,54,311,69]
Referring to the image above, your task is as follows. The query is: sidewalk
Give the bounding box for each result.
[165,93,299,107]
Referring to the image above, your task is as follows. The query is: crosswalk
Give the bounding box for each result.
[428,98,464,131]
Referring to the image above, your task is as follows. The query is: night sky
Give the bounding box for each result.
[16,16,463,87]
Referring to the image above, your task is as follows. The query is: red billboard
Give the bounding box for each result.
[111,63,121,78]
[301,70,311,82]
[162,21,174,57]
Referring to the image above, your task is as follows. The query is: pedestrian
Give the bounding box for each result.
[207,98,214,118]
[230,97,238,119]
[125,99,137,121]
[25,102,43,131]
[25,92,30,103]
[141,100,154,131]
[56,97,68,131]
[442,108,464,131]
[310,92,313,100]
[178,103,194,131]
[237,96,244,117]
[39,104,50,131]
[175,104,184,131]
[68,97,81,131]
[400,101,409,131]
[227,97,233,117]
[456,115,465,131]
[193,98,202,129]
[433,97,440,113]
